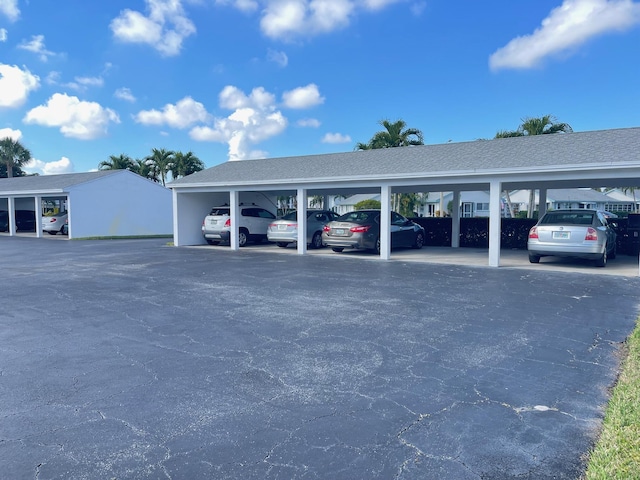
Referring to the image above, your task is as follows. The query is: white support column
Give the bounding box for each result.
[229,191,240,251]
[538,188,547,219]
[8,197,16,236]
[451,190,461,248]
[297,188,307,255]
[489,180,502,267]
[34,196,43,238]
[380,185,391,260]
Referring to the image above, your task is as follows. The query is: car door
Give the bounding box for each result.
[391,212,413,247]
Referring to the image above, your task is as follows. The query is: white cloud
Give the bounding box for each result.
[281,83,324,109]
[18,35,56,62]
[267,48,288,67]
[490,0,640,70]
[24,156,74,175]
[114,87,137,102]
[64,76,104,91]
[110,0,196,56]
[297,118,321,127]
[135,96,210,128]
[0,0,19,22]
[23,93,121,140]
[0,28,7,41]
[322,132,351,143]
[216,0,259,13]
[260,0,355,39]
[0,127,22,140]
[0,64,40,108]
[189,85,288,161]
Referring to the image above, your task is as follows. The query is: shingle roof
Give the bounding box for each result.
[0,170,119,194]
[169,127,640,187]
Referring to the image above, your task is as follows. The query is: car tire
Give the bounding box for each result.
[331,247,344,253]
[311,232,323,249]
[595,248,607,267]
[238,229,249,247]
[374,237,381,255]
[276,242,289,248]
[412,232,425,249]
[528,254,540,263]
[609,243,617,260]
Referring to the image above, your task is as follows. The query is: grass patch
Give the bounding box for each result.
[585,318,640,479]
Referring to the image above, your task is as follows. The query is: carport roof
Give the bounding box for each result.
[0,170,121,195]
[169,127,640,189]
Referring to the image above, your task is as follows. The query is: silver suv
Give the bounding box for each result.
[202,204,276,246]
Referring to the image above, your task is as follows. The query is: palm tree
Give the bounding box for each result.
[496,115,573,217]
[622,187,639,213]
[0,138,32,178]
[170,151,204,180]
[146,148,175,186]
[355,119,425,216]
[98,154,135,171]
[131,158,158,182]
[355,119,424,150]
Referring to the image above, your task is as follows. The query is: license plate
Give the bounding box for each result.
[553,231,570,239]
[209,219,217,225]
[335,228,345,235]
[278,224,287,230]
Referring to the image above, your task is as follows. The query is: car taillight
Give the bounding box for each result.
[350,225,371,233]
[323,225,331,232]
[224,219,231,227]
[585,227,598,241]
[528,227,538,239]
[269,223,277,228]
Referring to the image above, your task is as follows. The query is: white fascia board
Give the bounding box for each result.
[0,189,66,197]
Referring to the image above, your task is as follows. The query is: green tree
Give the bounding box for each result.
[98,154,134,171]
[170,151,204,180]
[131,158,158,182]
[622,187,639,213]
[146,148,175,186]
[355,119,424,150]
[354,199,381,210]
[0,138,31,178]
[496,115,573,217]
[355,119,425,216]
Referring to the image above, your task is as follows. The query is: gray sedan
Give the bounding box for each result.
[322,209,425,254]
[267,209,339,248]
[527,209,617,267]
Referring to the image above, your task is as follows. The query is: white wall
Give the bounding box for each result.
[69,170,172,238]
[173,190,279,246]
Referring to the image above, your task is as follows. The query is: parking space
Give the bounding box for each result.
[201,241,640,277]
[2,236,639,478]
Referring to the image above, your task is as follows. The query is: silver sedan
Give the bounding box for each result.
[267,209,339,248]
[527,209,617,267]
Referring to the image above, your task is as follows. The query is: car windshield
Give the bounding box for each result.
[209,208,230,215]
[280,211,297,221]
[337,211,378,223]
[540,212,594,225]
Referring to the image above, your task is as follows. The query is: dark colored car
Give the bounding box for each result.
[322,209,425,254]
[0,210,36,232]
[527,209,617,267]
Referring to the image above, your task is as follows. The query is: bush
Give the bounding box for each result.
[354,199,381,210]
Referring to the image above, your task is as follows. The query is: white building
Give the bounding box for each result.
[0,170,173,239]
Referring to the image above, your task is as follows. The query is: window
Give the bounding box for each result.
[476,203,489,211]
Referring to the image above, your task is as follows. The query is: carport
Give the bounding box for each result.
[0,170,173,239]
[169,127,640,266]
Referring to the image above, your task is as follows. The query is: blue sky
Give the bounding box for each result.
[1,0,639,176]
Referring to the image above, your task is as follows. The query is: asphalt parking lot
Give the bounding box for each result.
[1,237,639,479]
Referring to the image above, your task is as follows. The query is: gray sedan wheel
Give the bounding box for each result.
[311,232,323,249]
